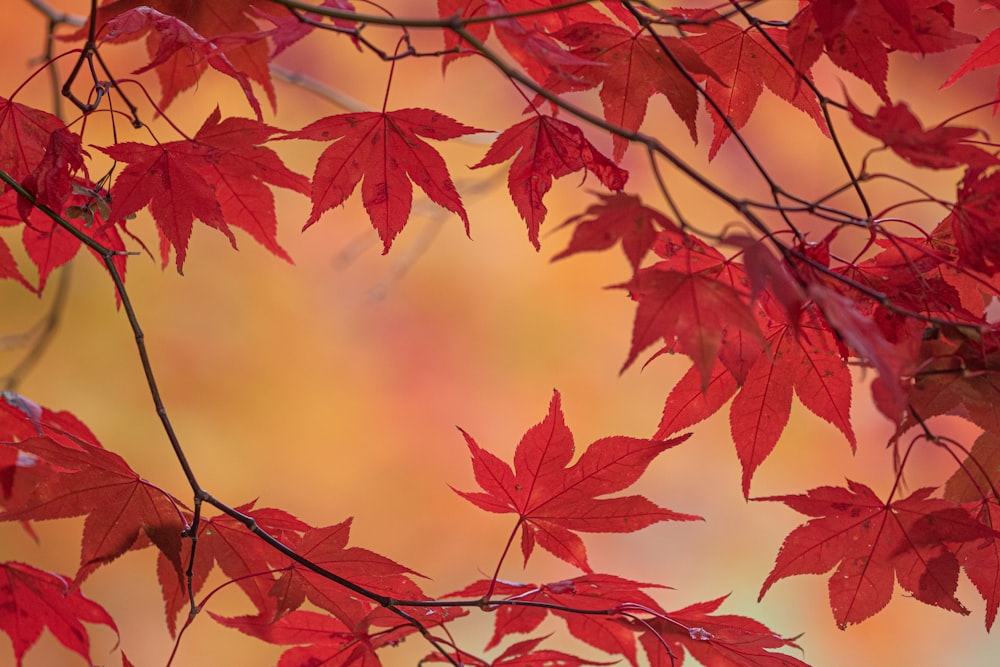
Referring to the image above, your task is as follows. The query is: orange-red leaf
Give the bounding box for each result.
[758,481,996,628]
[101,109,308,271]
[453,390,697,572]
[0,561,118,667]
[473,116,628,249]
[287,108,484,253]
[730,321,855,497]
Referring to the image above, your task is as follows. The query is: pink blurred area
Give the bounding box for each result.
[1,2,998,666]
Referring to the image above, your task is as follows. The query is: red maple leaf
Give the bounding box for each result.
[547,21,715,160]
[473,115,628,249]
[450,574,666,664]
[729,318,856,497]
[0,436,185,585]
[272,518,426,623]
[101,7,265,118]
[789,0,974,102]
[285,108,484,253]
[0,561,118,667]
[638,595,810,667]
[100,108,308,271]
[453,390,697,572]
[0,96,68,186]
[758,481,997,628]
[958,499,1000,631]
[0,189,129,292]
[618,262,763,389]
[655,360,739,440]
[686,17,827,159]
[424,635,615,666]
[942,19,1000,100]
[552,192,678,272]
[79,0,276,111]
[938,166,1000,276]
[438,0,607,74]
[157,502,309,635]
[848,99,999,169]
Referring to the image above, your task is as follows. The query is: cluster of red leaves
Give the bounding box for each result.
[2,0,1000,665]
[0,389,807,666]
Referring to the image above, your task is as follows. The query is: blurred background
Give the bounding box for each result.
[1,1,998,665]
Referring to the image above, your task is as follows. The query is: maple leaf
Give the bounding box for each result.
[551,192,678,272]
[758,481,997,628]
[158,502,309,635]
[957,499,1000,631]
[0,189,129,292]
[285,108,484,253]
[790,0,974,102]
[272,518,426,624]
[943,23,1000,100]
[438,0,607,73]
[100,108,308,270]
[848,99,1000,169]
[450,574,667,664]
[0,561,118,667]
[0,96,68,189]
[0,436,185,585]
[80,0,276,111]
[655,360,739,440]
[638,595,810,667]
[730,318,856,497]
[453,390,697,572]
[424,635,615,666]
[473,115,628,249]
[102,7,265,118]
[938,166,1000,276]
[618,263,762,389]
[686,17,827,159]
[546,21,716,160]
[16,127,87,219]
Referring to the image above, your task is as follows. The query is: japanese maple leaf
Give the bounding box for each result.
[473,115,628,249]
[958,499,1000,631]
[424,635,614,666]
[790,0,974,102]
[450,574,667,664]
[639,595,809,667]
[272,518,426,624]
[848,99,999,170]
[551,192,679,272]
[438,0,607,73]
[0,436,185,586]
[0,189,129,292]
[453,390,697,572]
[758,481,997,628]
[0,96,67,184]
[618,263,762,389]
[102,7,264,118]
[730,319,856,497]
[938,166,1000,276]
[547,21,715,160]
[944,22,1000,104]
[158,502,309,635]
[285,108,484,253]
[0,561,118,667]
[687,17,826,159]
[655,360,739,440]
[100,108,309,271]
[79,0,275,111]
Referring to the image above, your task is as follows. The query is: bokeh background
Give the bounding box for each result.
[2,1,999,665]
